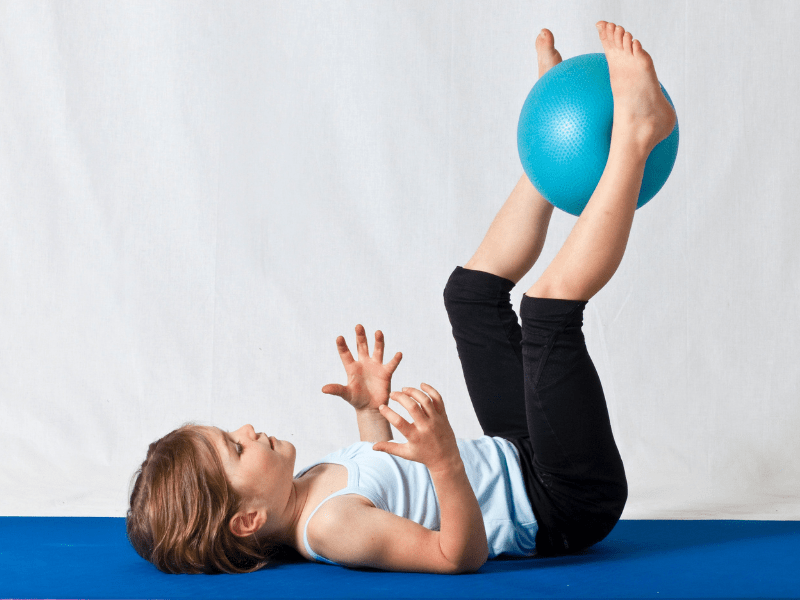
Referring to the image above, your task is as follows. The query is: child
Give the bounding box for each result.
[127,21,677,574]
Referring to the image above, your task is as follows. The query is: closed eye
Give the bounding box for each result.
[235,441,243,456]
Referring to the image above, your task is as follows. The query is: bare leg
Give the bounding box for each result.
[526,21,677,301]
[464,174,554,285]
[464,29,562,285]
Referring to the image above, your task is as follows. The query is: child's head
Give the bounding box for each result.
[126,423,283,574]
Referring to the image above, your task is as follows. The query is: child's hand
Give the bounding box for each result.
[372,384,461,474]
[321,324,403,413]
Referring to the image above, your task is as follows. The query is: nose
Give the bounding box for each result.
[235,424,257,439]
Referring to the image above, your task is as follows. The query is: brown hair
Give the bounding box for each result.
[126,423,279,574]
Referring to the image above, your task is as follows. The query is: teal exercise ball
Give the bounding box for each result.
[517,53,679,216]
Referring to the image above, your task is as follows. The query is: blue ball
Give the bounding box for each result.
[517,53,679,216]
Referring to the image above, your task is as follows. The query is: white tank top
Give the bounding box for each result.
[294,435,538,564]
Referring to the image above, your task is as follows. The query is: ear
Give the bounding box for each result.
[229,507,267,538]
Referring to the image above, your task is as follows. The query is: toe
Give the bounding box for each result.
[536,28,554,51]
[614,25,625,48]
[605,21,616,42]
[596,21,607,40]
[623,31,633,52]
[536,28,562,77]
[636,43,654,67]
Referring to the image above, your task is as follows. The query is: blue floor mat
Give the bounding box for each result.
[1,518,798,598]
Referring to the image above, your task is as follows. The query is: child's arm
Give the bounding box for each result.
[310,384,488,573]
[309,480,486,573]
[355,407,393,443]
[321,325,403,443]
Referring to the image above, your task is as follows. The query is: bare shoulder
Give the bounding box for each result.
[307,493,374,535]
[306,495,384,563]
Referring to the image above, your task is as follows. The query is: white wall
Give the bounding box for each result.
[1,0,798,518]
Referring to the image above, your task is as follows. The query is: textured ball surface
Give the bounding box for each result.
[517,53,679,216]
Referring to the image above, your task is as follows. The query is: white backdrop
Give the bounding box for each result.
[2,0,798,519]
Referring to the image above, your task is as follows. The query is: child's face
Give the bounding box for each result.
[203,425,296,512]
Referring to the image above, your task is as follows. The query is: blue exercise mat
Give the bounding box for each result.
[1,518,798,598]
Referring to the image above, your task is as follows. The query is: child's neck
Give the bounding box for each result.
[291,464,348,554]
[250,472,310,551]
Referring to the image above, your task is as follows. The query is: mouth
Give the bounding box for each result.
[258,432,273,449]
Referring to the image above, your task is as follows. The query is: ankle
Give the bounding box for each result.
[609,121,656,162]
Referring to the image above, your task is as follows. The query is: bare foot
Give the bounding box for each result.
[596,21,676,154]
[536,28,562,78]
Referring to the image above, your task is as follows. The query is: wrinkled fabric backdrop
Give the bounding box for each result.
[1,0,798,518]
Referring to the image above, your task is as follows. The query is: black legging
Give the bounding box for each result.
[443,266,627,556]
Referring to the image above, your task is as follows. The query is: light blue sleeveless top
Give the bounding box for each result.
[294,435,538,564]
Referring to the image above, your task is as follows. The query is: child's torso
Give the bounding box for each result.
[291,438,538,563]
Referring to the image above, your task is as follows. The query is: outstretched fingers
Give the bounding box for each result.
[333,325,402,373]
[354,324,393,364]
[372,328,385,363]
[334,334,355,368]
[321,382,347,397]
[377,388,431,438]
[372,439,408,457]
[399,387,435,417]
[355,324,369,361]
[378,403,413,437]
[418,383,444,413]
[374,391,426,458]
[387,385,444,420]
[391,390,428,421]
[375,383,458,471]
[384,351,403,377]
